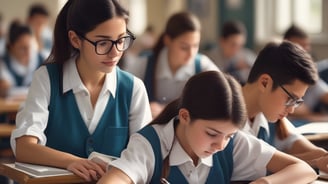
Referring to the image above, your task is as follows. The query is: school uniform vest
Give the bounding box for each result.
[144,54,202,101]
[3,53,43,86]
[45,63,134,158]
[138,126,233,184]
[257,123,276,146]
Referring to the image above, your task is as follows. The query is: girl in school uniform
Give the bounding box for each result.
[0,21,44,97]
[98,71,317,184]
[10,0,152,182]
[123,12,219,117]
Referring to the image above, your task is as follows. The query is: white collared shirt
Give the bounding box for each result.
[242,113,305,151]
[110,119,276,184]
[123,48,219,103]
[10,58,152,154]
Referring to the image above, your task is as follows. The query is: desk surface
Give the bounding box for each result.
[0,163,95,184]
[0,97,23,113]
[0,124,15,137]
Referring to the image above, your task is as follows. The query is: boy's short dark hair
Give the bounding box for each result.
[221,20,246,39]
[28,3,49,18]
[283,25,308,40]
[247,41,318,89]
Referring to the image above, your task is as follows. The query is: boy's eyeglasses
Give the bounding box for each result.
[279,85,304,108]
[78,31,136,55]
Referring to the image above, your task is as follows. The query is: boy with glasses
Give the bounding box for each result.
[241,41,328,173]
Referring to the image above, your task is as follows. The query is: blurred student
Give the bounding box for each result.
[0,21,44,97]
[0,13,5,57]
[27,3,52,58]
[206,20,256,84]
[284,25,328,120]
[11,0,151,182]
[242,41,328,173]
[123,11,218,117]
[98,71,317,184]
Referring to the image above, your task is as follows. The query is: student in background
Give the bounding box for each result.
[283,25,328,121]
[0,13,5,57]
[11,0,152,182]
[241,41,328,173]
[98,71,317,184]
[123,11,218,117]
[0,20,44,97]
[26,3,52,58]
[206,20,256,85]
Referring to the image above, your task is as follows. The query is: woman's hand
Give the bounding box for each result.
[67,158,106,181]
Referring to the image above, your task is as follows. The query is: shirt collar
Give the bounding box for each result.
[156,48,195,80]
[244,112,270,136]
[62,58,117,97]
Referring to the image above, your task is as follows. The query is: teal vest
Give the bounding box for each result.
[138,126,233,184]
[3,53,43,86]
[144,54,202,101]
[45,63,134,158]
[257,123,276,146]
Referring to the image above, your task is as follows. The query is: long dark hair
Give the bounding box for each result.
[148,11,201,98]
[151,71,247,127]
[46,0,129,64]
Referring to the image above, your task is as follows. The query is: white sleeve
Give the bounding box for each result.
[10,66,50,155]
[128,76,152,135]
[110,133,155,184]
[232,131,276,181]
[199,54,220,72]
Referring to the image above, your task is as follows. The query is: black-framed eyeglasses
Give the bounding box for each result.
[78,31,136,55]
[279,85,304,108]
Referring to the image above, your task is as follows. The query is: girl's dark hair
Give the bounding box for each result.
[46,0,129,64]
[221,20,246,39]
[247,41,318,89]
[148,11,201,99]
[151,71,247,127]
[7,20,32,48]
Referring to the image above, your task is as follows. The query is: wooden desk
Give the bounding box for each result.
[0,98,22,114]
[305,133,328,141]
[0,124,15,138]
[0,163,95,184]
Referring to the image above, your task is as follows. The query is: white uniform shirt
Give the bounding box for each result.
[242,113,305,151]
[10,58,152,154]
[123,47,219,103]
[110,119,276,184]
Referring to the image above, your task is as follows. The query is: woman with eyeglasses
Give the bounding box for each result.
[242,41,328,173]
[123,11,219,118]
[10,0,152,182]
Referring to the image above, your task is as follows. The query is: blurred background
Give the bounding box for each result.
[0,0,327,60]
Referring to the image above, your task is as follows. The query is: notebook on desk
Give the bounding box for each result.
[6,163,73,178]
[8,151,117,178]
[296,122,328,135]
